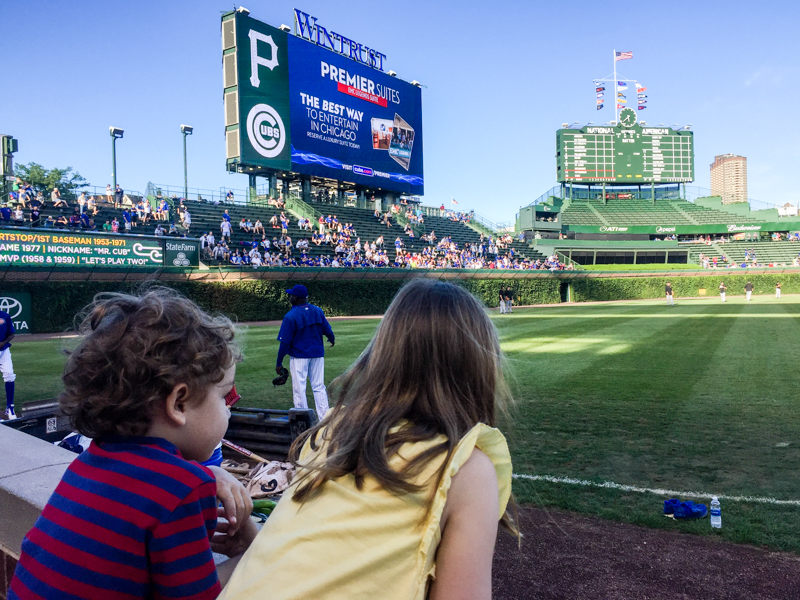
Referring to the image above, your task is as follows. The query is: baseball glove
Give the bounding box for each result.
[272,366,290,386]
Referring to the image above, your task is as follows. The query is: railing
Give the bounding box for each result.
[555,250,582,270]
[529,183,788,212]
[530,186,564,206]
[683,185,785,211]
[472,212,513,233]
[394,211,422,236]
[146,183,249,206]
[78,185,144,201]
[284,192,323,223]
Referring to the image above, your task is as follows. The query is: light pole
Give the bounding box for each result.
[109,127,124,190]
[181,125,193,200]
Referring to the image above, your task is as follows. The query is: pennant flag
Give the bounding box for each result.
[617,93,626,98]
[618,82,628,87]
[637,85,647,92]
[617,99,627,104]
[638,99,647,105]
[596,99,604,105]
[617,104,625,109]
[597,92,604,98]
[597,104,604,110]
[637,105,646,110]
[615,51,633,61]
[451,198,458,205]
[638,94,647,99]
[596,86,605,92]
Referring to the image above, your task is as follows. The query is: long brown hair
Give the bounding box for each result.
[289,278,517,534]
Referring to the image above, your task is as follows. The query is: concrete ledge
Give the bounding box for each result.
[0,425,75,558]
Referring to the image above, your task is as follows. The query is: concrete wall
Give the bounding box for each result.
[0,426,75,597]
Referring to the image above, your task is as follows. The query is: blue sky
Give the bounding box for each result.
[3,0,799,222]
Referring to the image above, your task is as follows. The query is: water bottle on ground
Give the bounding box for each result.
[710,496,721,529]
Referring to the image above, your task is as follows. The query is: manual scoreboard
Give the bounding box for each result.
[556,108,694,184]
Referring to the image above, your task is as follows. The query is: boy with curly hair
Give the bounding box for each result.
[9,288,257,600]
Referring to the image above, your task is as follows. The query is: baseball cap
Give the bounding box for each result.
[285,284,308,298]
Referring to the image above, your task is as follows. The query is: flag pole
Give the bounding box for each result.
[613,49,618,122]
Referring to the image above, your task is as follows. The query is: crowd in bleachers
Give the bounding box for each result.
[187,204,569,270]
[696,244,800,269]
[4,178,563,270]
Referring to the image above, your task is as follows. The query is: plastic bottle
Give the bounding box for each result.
[710,496,721,529]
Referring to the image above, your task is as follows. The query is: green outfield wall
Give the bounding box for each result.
[4,270,799,333]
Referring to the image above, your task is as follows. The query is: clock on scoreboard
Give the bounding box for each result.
[556,111,694,184]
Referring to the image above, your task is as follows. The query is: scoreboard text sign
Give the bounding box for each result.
[0,230,197,268]
[557,120,694,184]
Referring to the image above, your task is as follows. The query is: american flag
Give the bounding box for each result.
[615,51,633,61]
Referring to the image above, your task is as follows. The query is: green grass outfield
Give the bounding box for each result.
[10,294,800,551]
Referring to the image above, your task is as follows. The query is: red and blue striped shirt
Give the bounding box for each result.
[9,437,221,600]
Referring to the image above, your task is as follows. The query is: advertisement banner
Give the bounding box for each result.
[164,239,200,267]
[234,13,424,195]
[0,292,32,332]
[0,230,199,268]
[566,222,800,236]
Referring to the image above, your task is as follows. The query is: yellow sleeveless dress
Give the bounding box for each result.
[219,422,512,600]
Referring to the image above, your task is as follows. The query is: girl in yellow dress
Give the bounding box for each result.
[219,278,518,600]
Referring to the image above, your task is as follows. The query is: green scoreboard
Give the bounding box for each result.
[556,107,694,184]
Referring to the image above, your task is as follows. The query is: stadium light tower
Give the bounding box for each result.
[181,125,193,200]
[109,127,124,190]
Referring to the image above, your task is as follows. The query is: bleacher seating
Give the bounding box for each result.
[560,197,765,228]
[690,240,800,266]
[15,196,547,267]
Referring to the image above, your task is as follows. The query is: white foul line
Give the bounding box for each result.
[513,474,800,506]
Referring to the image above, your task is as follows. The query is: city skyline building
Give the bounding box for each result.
[710,153,748,204]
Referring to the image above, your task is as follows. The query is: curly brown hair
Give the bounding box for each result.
[60,287,240,438]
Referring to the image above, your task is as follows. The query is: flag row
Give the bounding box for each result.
[594,81,648,111]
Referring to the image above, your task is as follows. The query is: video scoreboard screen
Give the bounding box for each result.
[222,11,424,195]
[556,110,694,184]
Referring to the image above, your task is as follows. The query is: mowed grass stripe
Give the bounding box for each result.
[505,302,735,485]
[676,297,800,498]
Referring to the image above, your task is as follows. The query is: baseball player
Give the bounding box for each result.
[0,310,16,420]
[276,285,335,419]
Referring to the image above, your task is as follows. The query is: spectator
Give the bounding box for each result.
[13,206,25,226]
[114,184,124,208]
[221,218,232,241]
[105,184,113,203]
[30,206,41,227]
[111,218,120,233]
[154,223,166,236]
[87,195,98,215]
[0,204,10,225]
[182,208,192,232]
[122,208,132,233]
[52,187,68,208]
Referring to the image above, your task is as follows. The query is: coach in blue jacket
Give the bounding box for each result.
[277,285,335,418]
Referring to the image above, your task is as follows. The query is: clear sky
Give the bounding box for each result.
[3,0,799,222]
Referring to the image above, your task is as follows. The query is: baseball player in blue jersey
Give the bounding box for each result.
[276,285,335,419]
[0,310,16,420]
